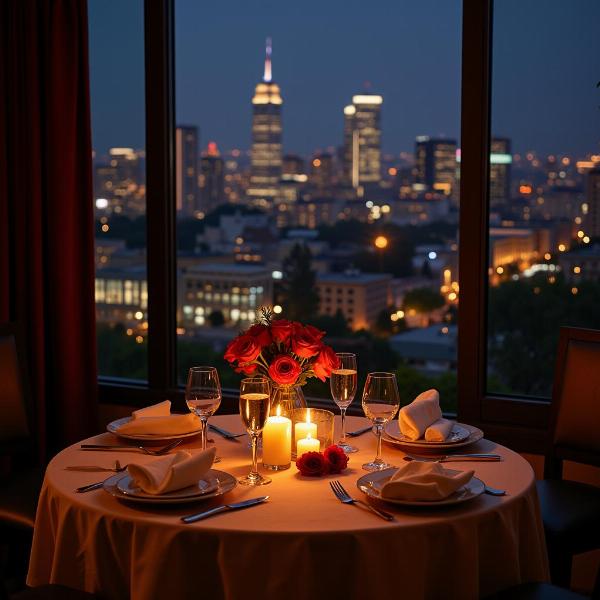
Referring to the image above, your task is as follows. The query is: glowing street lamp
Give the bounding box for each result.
[374,235,388,249]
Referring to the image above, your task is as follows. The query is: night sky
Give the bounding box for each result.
[89,0,600,158]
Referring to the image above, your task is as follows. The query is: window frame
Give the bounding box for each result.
[98,0,552,450]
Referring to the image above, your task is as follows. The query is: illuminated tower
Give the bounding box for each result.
[200,141,225,214]
[415,136,457,197]
[248,38,283,205]
[489,137,512,206]
[342,94,383,189]
[175,126,199,216]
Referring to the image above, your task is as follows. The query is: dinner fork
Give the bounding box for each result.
[329,480,395,521]
[80,439,183,455]
[76,461,128,493]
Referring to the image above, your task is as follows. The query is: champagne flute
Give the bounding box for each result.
[330,352,358,453]
[238,376,272,486]
[361,372,400,471]
[185,366,222,452]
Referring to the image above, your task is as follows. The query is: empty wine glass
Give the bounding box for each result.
[330,352,358,453]
[185,366,222,452]
[361,372,400,471]
[238,376,271,486]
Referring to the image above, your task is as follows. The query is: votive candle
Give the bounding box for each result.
[297,433,320,455]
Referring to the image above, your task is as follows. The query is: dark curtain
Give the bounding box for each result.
[0,0,97,457]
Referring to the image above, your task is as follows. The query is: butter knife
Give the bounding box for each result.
[181,496,269,523]
[403,453,501,462]
[347,425,373,437]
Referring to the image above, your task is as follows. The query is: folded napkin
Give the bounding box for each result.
[117,401,201,436]
[425,417,454,442]
[127,447,216,495]
[399,389,442,441]
[381,461,474,502]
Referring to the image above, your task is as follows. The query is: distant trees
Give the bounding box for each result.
[402,287,445,314]
[279,243,320,321]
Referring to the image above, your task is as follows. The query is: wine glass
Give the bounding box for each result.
[185,366,222,452]
[238,376,272,486]
[361,372,400,471]
[330,352,358,453]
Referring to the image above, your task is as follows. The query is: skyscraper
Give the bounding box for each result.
[414,137,457,197]
[586,167,600,238]
[310,152,334,194]
[248,38,283,205]
[489,137,512,206]
[199,142,225,214]
[175,125,199,216]
[342,94,382,190]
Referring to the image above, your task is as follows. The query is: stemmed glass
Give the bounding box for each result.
[238,376,272,486]
[361,372,400,471]
[185,366,222,452]
[330,352,358,453]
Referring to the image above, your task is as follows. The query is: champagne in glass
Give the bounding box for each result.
[361,372,400,471]
[330,353,358,453]
[238,377,272,486]
[185,366,221,453]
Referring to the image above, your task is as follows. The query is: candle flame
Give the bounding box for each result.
[306,408,311,424]
[276,404,281,417]
[306,432,312,440]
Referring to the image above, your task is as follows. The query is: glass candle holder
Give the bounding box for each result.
[292,408,334,458]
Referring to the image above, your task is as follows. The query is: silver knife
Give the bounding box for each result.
[347,425,373,437]
[208,424,246,441]
[181,496,269,523]
[404,453,501,463]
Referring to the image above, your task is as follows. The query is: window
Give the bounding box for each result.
[89,0,148,381]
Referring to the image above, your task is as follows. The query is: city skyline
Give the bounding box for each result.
[89,0,600,159]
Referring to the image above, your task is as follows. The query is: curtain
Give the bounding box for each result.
[0,0,97,456]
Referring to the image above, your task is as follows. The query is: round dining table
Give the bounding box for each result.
[27,414,549,600]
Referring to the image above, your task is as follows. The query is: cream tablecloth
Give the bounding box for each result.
[27,414,548,599]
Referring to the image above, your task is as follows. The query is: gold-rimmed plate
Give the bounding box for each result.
[107,416,202,442]
[356,468,485,507]
[103,469,236,504]
[383,421,483,452]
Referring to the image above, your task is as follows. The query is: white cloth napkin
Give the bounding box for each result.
[425,418,454,442]
[127,447,216,495]
[381,461,474,502]
[398,389,442,440]
[117,401,201,436]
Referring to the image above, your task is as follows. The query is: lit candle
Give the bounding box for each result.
[262,406,292,469]
[297,432,320,455]
[294,409,317,441]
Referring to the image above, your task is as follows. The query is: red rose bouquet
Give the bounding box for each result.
[224,308,340,386]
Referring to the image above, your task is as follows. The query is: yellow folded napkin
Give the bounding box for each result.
[127,447,216,495]
[117,401,201,436]
[399,389,442,440]
[381,461,474,502]
[425,418,454,442]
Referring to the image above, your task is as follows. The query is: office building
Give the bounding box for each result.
[175,126,199,216]
[199,141,225,214]
[414,137,457,197]
[490,137,512,206]
[342,94,383,189]
[310,152,334,194]
[282,154,305,177]
[247,38,283,205]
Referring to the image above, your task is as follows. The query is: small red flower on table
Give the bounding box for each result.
[296,451,329,477]
[323,445,349,474]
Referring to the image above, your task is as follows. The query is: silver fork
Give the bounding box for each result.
[76,460,128,493]
[80,439,183,455]
[329,480,394,521]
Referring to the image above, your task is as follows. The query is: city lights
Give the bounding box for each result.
[374,235,388,249]
[273,305,282,314]
[428,251,437,260]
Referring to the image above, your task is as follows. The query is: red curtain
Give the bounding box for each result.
[0,0,97,456]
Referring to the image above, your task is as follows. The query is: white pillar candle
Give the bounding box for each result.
[297,433,320,456]
[295,410,317,441]
[263,415,292,466]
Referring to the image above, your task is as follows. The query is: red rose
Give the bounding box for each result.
[324,445,349,474]
[291,324,322,359]
[305,324,325,340]
[296,451,329,476]
[235,362,258,375]
[270,319,294,344]
[224,334,261,364]
[246,323,271,348]
[268,355,301,385]
[313,345,340,381]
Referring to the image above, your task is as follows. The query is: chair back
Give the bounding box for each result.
[0,324,31,447]
[545,326,600,477]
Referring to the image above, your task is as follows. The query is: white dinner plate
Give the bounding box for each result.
[383,422,484,452]
[117,474,218,500]
[356,468,485,507]
[107,416,202,442]
[103,469,236,504]
[384,421,470,445]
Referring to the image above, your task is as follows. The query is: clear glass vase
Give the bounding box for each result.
[269,383,307,419]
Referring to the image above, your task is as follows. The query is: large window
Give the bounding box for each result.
[173,0,463,409]
[89,0,148,380]
[486,0,600,398]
